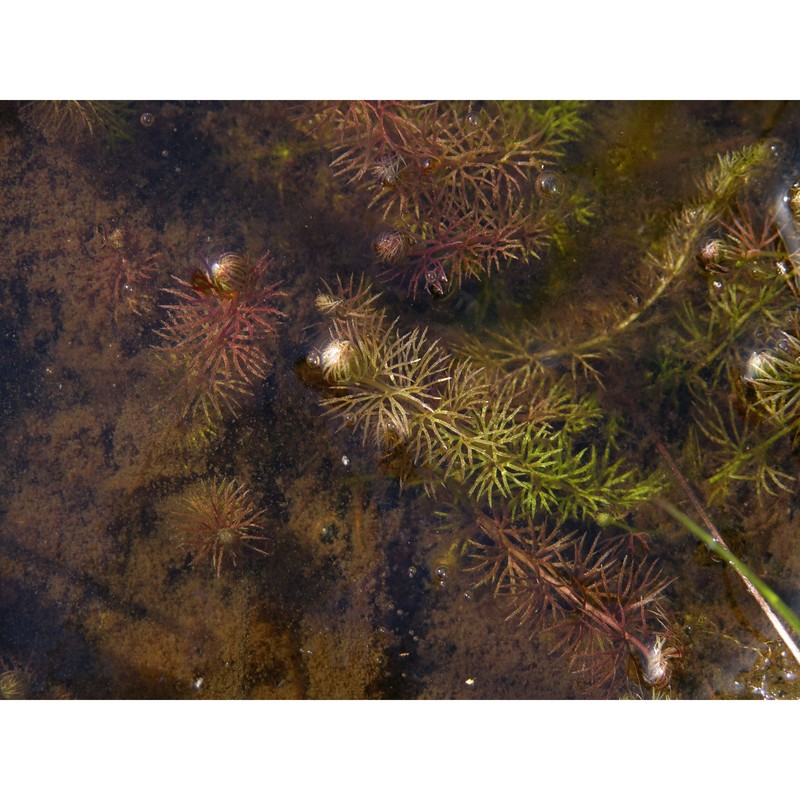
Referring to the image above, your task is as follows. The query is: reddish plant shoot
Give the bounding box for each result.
[156,252,285,423]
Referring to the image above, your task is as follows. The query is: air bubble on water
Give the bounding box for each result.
[535,171,563,200]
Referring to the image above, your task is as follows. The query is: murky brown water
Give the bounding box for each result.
[1,101,799,699]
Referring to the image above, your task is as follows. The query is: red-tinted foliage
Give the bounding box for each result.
[171,478,268,578]
[156,252,285,422]
[467,507,675,691]
[310,101,561,297]
[83,224,160,321]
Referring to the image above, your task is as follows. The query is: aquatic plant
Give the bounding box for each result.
[305,275,669,690]
[171,477,268,578]
[19,101,128,142]
[0,657,35,700]
[458,141,779,383]
[8,99,800,700]
[664,173,800,503]
[303,100,800,693]
[458,505,675,688]
[310,281,659,523]
[83,223,160,322]
[744,317,800,432]
[306,101,590,296]
[449,136,800,509]
[155,251,285,426]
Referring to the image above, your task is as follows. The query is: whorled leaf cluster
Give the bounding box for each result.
[308,276,670,689]
[155,252,285,431]
[457,142,780,384]
[170,477,268,578]
[19,100,130,142]
[313,282,658,524]
[451,137,800,504]
[305,103,800,694]
[460,508,673,689]
[671,171,800,503]
[305,101,591,296]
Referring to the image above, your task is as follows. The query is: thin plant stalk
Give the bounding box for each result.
[654,445,800,666]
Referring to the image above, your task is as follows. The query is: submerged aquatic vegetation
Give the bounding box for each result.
[307,101,590,296]
[461,506,675,689]
[458,141,779,383]
[7,100,800,700]
[155,251,285,426]
[82,223,161,322]
[304,275,670,690]
[171,477,268,578]
[301,102,800,694]
[0,657,36,700]
[310,283,660,524]
[19,100,129,142]
[743,316,800,431]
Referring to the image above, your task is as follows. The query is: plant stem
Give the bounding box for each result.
[655,442,800,665]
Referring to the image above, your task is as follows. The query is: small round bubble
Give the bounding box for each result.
[140,112,155,128]
[535,171,563,201]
